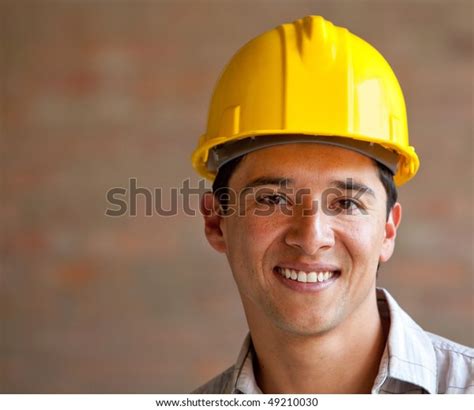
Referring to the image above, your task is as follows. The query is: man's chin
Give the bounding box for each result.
[269,311,342,338]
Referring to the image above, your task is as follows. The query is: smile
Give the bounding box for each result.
[275,267,339,283]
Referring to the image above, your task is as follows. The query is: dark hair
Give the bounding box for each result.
[376,162,398,218]
[212,154,398,218]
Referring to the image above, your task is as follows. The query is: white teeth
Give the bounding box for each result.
[307,272,317,283]
[278,268,336,284]
[297,271,307,283]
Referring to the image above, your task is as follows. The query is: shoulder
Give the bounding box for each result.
[191,365,236,394]
[426,332,474,394]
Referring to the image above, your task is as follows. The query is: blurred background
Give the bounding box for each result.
[1,0,472,393]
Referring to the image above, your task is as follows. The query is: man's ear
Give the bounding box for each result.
[379,202,402,263]
[201,191,227,253]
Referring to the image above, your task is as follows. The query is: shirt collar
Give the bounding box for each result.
[228,333,262,394]
[372,288,437,393]
[231,288,438,394]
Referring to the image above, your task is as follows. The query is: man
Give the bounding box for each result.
[190,16,473,394]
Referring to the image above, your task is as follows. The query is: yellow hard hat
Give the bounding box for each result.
[192,15,419,186]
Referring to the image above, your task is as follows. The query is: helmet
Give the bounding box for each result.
[191,15,419,186]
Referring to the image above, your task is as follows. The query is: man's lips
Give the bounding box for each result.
[273,263,341,290]
[275,262,340,273]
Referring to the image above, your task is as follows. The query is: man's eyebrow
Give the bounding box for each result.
[329,179,376,198]
[241,177,294,192]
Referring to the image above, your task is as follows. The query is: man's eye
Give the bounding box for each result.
[333,198,362,211]
[339,199,357,209]
[256,194,289,206]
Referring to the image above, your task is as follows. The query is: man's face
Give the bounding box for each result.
[203,143,401,336]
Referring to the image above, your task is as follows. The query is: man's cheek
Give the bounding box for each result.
[340,225,380,263]
[242,217,274,237]
[345,220,380,243]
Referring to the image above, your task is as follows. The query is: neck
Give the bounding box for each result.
[246,290,387,394]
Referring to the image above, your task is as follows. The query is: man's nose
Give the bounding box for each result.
[284,200,335,255]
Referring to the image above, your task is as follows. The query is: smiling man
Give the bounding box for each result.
[191,16,473,394]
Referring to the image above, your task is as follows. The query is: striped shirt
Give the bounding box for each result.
[193,288,473,394]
